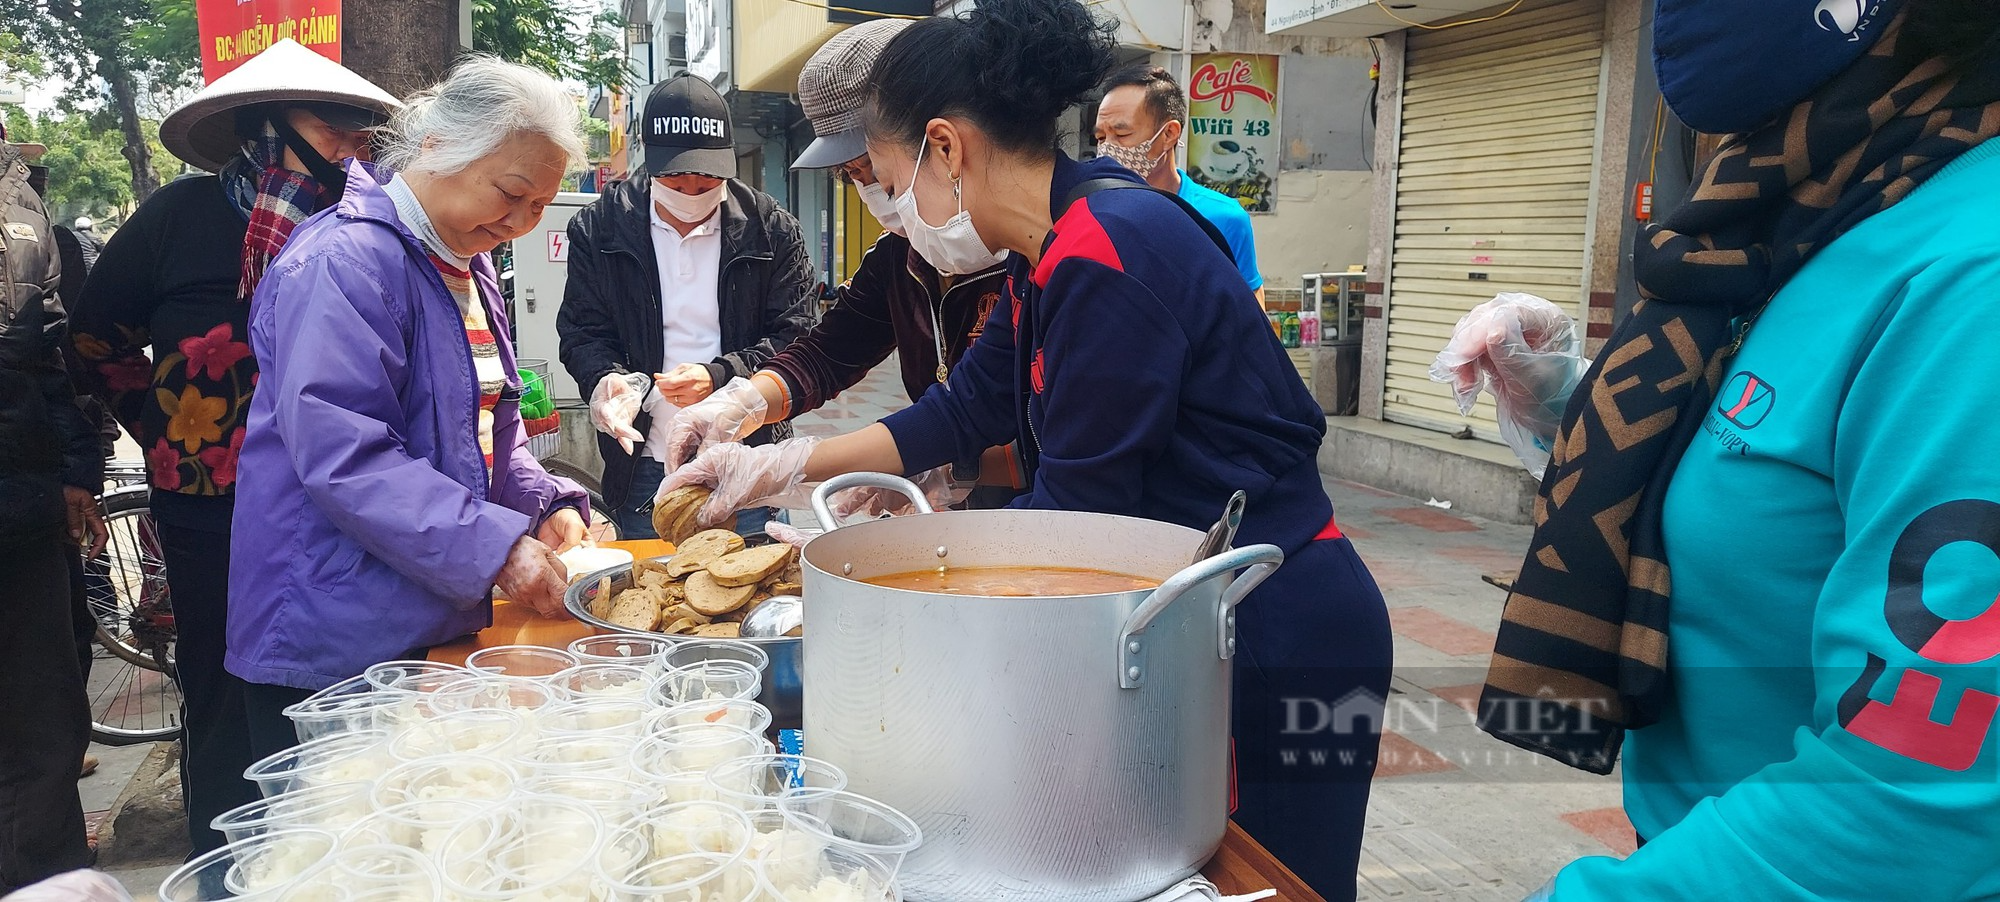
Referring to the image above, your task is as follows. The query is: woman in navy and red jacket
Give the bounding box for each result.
[659,0,1391,894]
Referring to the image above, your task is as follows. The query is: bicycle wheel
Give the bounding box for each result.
[542,459,619,543]
[83,487,181,744]
[88,487,172,672]
[88,642,183,746]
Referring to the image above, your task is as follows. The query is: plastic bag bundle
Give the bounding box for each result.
[1429,292,1589,478]
[1,871,134,902]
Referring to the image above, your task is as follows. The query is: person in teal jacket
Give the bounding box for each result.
[1493,0,2000,898]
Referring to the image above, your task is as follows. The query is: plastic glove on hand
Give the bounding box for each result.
[655,362,716,408]
[656,436,824,529]
[762,519,819,550]
[589,372,651,454]
[496,534,571,618]
[1429,292,1588,477]
[664,376,770,470]
[1431,291,1581,413]
[825,466,967,521]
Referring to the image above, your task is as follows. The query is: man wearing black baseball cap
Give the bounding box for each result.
[659,19,1023,517]
[558,75,817,538]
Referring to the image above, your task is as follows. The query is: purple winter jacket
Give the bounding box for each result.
[226,161,587,690]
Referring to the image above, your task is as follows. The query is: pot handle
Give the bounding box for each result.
[809,472,936,531]
[1117,544,1283,689]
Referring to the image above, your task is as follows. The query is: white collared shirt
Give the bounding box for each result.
[642,200,725,462]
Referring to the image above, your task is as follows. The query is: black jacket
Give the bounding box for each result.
[70,175,254,525]
[557,177,818,504]
[0,144,100,543]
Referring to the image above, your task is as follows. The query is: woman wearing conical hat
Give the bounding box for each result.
[65,39,399,856]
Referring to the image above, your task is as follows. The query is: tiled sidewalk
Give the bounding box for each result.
[1329,481,1627,899]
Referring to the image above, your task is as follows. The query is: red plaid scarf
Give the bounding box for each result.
[225,121,332,300]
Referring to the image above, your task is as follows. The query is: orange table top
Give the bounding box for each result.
[429,540,1323,900]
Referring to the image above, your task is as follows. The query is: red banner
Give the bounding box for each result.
[196,0,343,83]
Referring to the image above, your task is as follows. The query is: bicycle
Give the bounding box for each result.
[80,424,611,747]
[84,461,183,746]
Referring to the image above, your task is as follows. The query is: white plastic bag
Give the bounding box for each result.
[1136,875,1277,902]
[1,870,135,902]
[1429,292,1589,478]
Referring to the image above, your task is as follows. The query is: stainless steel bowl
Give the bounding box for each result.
[562,557,803,730]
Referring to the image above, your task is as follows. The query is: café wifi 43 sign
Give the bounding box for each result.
[1186,53,1279,214]
[197,0,343,83]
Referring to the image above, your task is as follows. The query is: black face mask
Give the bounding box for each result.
[268,115,350,197]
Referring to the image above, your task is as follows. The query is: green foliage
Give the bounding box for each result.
[582,112,611,160]
[474,0,633,90]
[0,31,48,80]
[6,106,178,220]
[130,0,202,85]
[4,0,186,87]
[2,0,196,201]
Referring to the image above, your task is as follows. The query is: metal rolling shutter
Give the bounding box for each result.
[1383,0,1604,436]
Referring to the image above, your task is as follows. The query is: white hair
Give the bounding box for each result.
[379,55,588,177]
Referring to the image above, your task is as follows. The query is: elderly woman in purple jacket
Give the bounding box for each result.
[226,58,591,749]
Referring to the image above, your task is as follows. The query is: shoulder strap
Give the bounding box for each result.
[1060,177,1234,261]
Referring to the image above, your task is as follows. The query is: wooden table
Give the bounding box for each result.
[431,541,1325,901]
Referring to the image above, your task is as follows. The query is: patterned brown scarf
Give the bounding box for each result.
[1478,15,2000,773]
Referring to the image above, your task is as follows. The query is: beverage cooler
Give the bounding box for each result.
[1268,272,1365,417]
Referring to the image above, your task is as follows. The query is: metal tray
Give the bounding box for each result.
[564,555,803,730]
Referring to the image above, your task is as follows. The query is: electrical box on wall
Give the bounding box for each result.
[1634,182,1654,222]
[510,192,599,402]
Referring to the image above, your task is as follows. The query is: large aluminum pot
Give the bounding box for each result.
[800,473,1282,902]
[563,561,802,729]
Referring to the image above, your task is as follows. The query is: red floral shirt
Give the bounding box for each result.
[68,175,258,496]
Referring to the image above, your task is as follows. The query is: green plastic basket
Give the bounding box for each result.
[518,369,554,420]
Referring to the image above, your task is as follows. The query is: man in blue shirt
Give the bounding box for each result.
[1095,65,1265,305]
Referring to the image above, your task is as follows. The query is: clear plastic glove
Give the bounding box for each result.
[495,534,570,618]
[1429,292,1590,477]
[589,372,650,454]
[824,466,969,521]
[655,362,717,408]
[658,436,824,528]
[762,519,819,550]
[664,376,770,470]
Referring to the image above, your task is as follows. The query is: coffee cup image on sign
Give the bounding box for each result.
[1203,140,1254,181]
